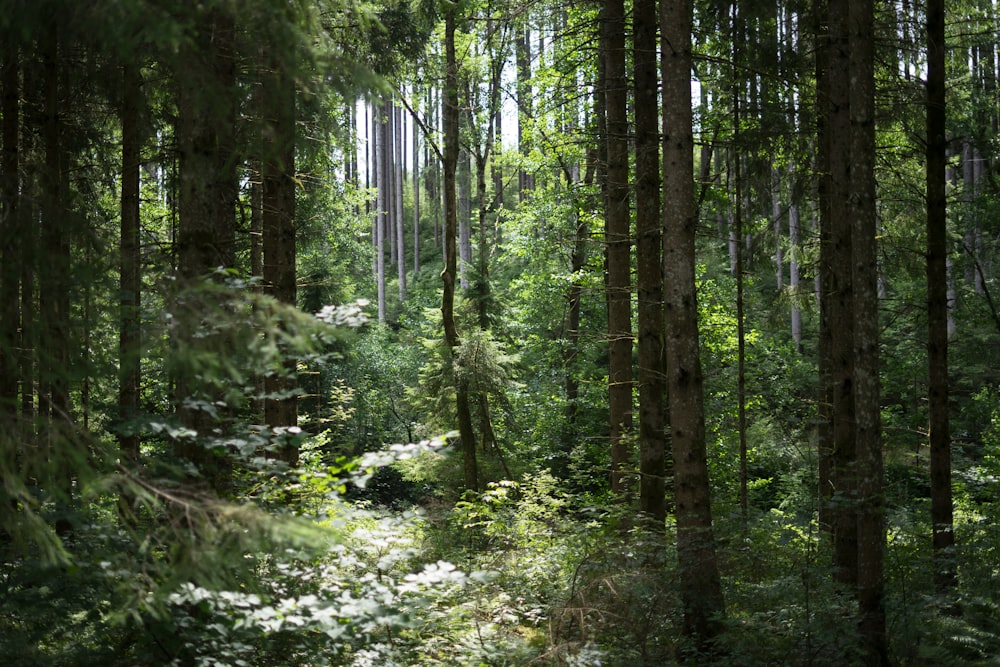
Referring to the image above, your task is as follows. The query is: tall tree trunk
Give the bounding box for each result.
[1,45,18,422]
[850,0,887,660]
[458,147,472,289]
[814,0,834,536]
[443,9,478,492]
[925,0,955,596]
[262,47,298,466]
[789,165,803,353]
[395,102,405,301]
[119,64,142,469]
[516,24,533,200]
[635,0,666,524]
[413,89,421,275]
[662,0,725,646]
[603,0,633,495]
[375,101,387,323]
[175,6,238,493]
[827,0,858,587]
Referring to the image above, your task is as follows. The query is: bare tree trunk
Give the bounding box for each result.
[413,88,421,275]
[395,103,405,301]
[634,0,666,524]
[375,101,387,323]
[119,64,142,469]
[1,46,19,422]
[443,9,478,492]
[602,0,633,496]
[826,0,858,587]
[850,0,887,659]
[925,0,955,595]
[262,45,298,466]
[662,0,725,647]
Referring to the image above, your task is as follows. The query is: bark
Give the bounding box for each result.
[175,6,238,492]
[662,0,725,647]
[515,24,533,199]
[119,64,142,467]
[926,0,955,595]
[603,0,633,495]
[375,101,387,323]
[634,0,666,524]
[395,103,405,300]
[827,0,857,587]
[1,46,18,421]
[413,89,421,275]
[814,0,834,536]
[262,47,298,466]
[850,0,887,659]
[443,10,478,492]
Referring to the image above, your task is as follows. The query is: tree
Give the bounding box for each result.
[635,0,666,523]
[442,6,479,492]
[661,0,725,647]
[119,63,141,470]
[925,0,955,595]
[174,3,239,492]
[602,0,633,495]
[262,40,299,466]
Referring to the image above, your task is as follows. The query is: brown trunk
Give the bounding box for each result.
[1,46,18,422]
[175,6,238,492]
[662,0,725,646]
[119,64,142,468]
[827,0,857,587]
[603,0,633,495]
[634,0,666,524]
[262,47,298,466]
[443,10,478,492]
[850,0,887,660]
[926,0,955,595]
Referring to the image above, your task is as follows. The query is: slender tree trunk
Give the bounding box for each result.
[814,0,834,535]
[262,47,298,466]
[789,165,803,353]
[635,0,666,524]
[827,0,858,587]
[1,46,18,421]
[413,89,421,275]
[850,0,887,660]
[40,22,73,534]
[458,147,472,289]
[516,24,533,200]
[443,9,478,492]
[395,103,405,301]
[603,0,633,495]
[925,0,955,595]
[119,64,142,469]
[662,0,725,647]
[175,6,238,493]
[375,101,387,323]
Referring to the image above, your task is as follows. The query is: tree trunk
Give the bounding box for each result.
[1,46,18,422]
[634,0,666,525]
[395,102,405,301]
[926,0,955,595]
[602,0,633,496]
[375,101,387,323]
[175,6,238,493]
[662,0,725,646]
[262,46,299,466]
[443,9,478,492]
[827,0,858,587]
[119,64,142,469]
[850,0,887,660]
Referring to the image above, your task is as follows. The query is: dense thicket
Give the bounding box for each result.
[3,0,1000,664]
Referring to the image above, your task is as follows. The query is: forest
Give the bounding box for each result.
[1,0,1000,664]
